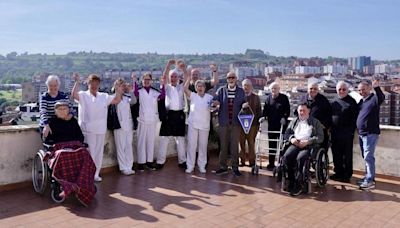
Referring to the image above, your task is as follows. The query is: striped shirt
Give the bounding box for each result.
[227,86,236,124]
[39,91,70,127]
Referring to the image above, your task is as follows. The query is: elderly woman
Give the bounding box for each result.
[72,73,122,182]
[330,81,358,183]
[262,82,290,170]
[112,78,136,176]
[39,75,71,139]
[184,76,214,174]
[45,101,84,144]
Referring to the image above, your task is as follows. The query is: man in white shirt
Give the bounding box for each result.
[156,60,188,170]
[72,73,122,182]
[282,103,324,196]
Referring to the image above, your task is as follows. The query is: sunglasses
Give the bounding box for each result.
[226,76,236,80]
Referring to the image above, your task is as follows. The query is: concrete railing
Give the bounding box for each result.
[0,123,181,187]
[0,123,399,187]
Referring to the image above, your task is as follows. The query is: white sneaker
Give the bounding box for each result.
[122,170,135,176]
[94,176,103,182]
[185,168,193,174]
[199,167,206,174]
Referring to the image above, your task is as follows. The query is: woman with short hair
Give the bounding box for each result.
[39,75,71,138]
[71,73,122,182]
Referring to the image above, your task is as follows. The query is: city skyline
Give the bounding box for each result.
[1,0,399,60]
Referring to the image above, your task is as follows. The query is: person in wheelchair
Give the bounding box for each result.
[282,103,324,196]
[45,101,84,145]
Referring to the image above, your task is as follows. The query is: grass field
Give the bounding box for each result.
[0,89,22,101]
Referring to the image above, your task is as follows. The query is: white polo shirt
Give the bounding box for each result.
[77,90,114,134]
[294,120,313,140]
[187,92,213,130]
[116,96,133,131]
[165,83,184,111]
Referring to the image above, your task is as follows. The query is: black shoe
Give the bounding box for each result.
[341,178,351,183]
[248,163,255,168]
[155,163,164,170]
[266,164,275,171]
[289,183,302,196]
[215,168,228,175]
[178,162,187,169]
[233,169,242,177]
[138,164,145,172]
[146,162,156,171]
[239,163,246,167]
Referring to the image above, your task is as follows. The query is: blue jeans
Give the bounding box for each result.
[359,134,379,183]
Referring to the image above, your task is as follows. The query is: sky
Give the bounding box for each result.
[0,0,399,60]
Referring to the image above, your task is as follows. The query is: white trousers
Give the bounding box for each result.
[114,128,134,172]
[84,133,106,178]
[157,136,186,164]
[186,126,209,170]
[137,122,157,164]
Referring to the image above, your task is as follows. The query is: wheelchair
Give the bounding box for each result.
[275,143,329,194]
[32,143,65,203]
[32,141,95,205]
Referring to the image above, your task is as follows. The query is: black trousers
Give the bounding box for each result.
[331,131,354,179]
[282,145,310,184]
[159,110,186,136]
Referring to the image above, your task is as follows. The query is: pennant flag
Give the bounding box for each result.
[238,114,254,134]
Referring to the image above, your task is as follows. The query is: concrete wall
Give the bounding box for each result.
[0,124,399,186]
[0,123,179,186]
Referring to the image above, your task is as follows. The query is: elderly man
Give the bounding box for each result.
[157,60,189,170]
[188,64,219,93]
[301,82,332,151]
[239,79,262,167]
[330,81,358,183]
[357,79,384,189]
[283,103,324,196]
[212,72,246,176]
[263,82,290,170]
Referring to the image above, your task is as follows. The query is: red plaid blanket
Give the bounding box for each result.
[45,141,96,206]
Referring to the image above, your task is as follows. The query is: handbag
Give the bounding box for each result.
[107,104,121,130]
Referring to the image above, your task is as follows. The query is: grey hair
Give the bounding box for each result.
[242,79,252,87]
[307,82,319,89]
[195,79,206,88]
[46,75,60,86]
[359,80,371,87]
[268,82,280,90]
[336,81,349,90]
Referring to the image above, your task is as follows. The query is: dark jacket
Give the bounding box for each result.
[285,116,324,146]
[357,87,385,136]
[263,93,290,130]
[331,95,358,136]
[245,93,262,127]
[213,85,246,126]
[301,93,332,129]
[46,117,84,144]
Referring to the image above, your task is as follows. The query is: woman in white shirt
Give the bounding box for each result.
[72,73,122,182]
[112,78,137,176]
[184,77,213,174]
[133,73,166,171]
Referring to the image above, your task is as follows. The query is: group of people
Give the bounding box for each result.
[39,59,384,197]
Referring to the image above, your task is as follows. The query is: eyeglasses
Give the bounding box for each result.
[338,88,347,91]
[309,88,318,90]
[226,77,236,80]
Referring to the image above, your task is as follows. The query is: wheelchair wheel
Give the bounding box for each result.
[32,150,48,194]
[315,148,329,187]
[51,183,65,203]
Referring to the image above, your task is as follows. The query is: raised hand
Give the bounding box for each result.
[210,63,217,72]
[372,79,380,88]
[167,59,176,67]
[72,72,80,82]
[131,72,137,82]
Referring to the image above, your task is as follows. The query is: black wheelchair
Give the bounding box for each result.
[274,142,329,194]
[32,143,65,203]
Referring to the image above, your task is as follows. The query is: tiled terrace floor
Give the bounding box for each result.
[1,156,400,228]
